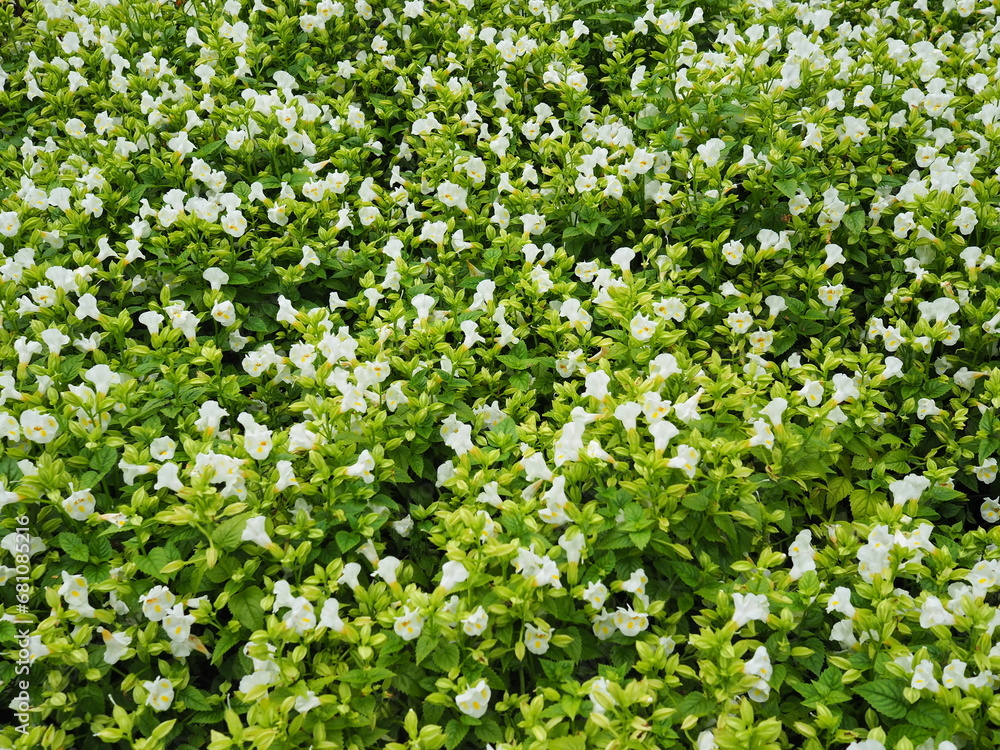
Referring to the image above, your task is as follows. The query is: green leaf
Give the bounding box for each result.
[415,631,437,665]
[474,720,504,744]
[445,719,469,750]
[855,679,908,719]
[336,531,361,553]
[135,546,180,582]
[178,686,213,711]
[0,620,16,643]
[227,586,265,631]
[89,445,118,476]
[548,736,586,750]
[213,514,249,551]
[774,179,798,199]
[89,536,113,560]
[907,700,950,729]
[212,627,242,665]
[340,667,395,685]
[58,532,91,563]
[842,211,865,238]
[682,492,710,511]
[849,488,880,519]
[629,530,652,550]
[432,642,460,673]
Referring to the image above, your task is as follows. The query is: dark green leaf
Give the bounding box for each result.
[58,532,91,563]
[855,679,908,719]
[227,586,265,631]
[445,720,469,750]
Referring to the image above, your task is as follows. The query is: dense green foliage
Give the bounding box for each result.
[3,0,1000,748]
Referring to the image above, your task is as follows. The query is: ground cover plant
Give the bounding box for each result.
[3,0,1000,747]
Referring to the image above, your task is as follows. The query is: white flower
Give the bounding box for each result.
[319,598,346,633]
[140,585,176,622]
[394,606,424,641]
[889,474,931,505]
[697,138,726,167]
[163,604,195,642]
[612,606,649,637]
[20,410,59,444]
[143,676,175,711]
[911,659,939,691]
[63,488,95,520]
[455,679,491,719]
[295,691,322,714]
[732,592,770,627]
[667,444,699,478]
[99,628,132,665]
[581,581,609,609]
[525,622,552,654]
[242,516,273,548]
[58,571,96,617]
[629,313,658,342]
[462,606,489,636]
[0,211,20,237]
[589,677,616,714]
[439,560,469,592]
[346,450,376,483]
[919,595,955,628]
[826,586,856,618]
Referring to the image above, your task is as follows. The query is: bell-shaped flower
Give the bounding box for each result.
[732,592,770,627]
[649,420,680,453]
[163,603,195,643]
[788,530,817,580]
[455,679,491,719]
[59,571,96,617]
[339,562,362,590]
[462,606,489,636]
[140,585,176,622]
[621,568,649,604]
[889,474,931,506]
[150,437,176,461]
[99,628,132,665]
[525,622,552,654]
[439,560,469,593]
[649,352,680,379]
[319,598,347,633]
[275,460,299,491]
[558,530,586,564]
[760,398,787,427]
[20,409,59,444]
[581,581,609,609]
[919,595,955,628]
[283,597,317,634]
[194,400,228,437]
[911,659,939,691]
[154,462,184,492]
[942,659,969,691]
[394,605,424,641]
[826,586,856,618]
[748,419,775,450]
[830,619,857,649]
[62,488,95,520]
[241,516,273,549]
[667,444,700,478]
[374,556,402,587]
[346,450,376,483]
[744,646,773,681]
[143,676,175,712]
[673,388,704,424]
[84,364,121,395]
[613,606,649,637]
